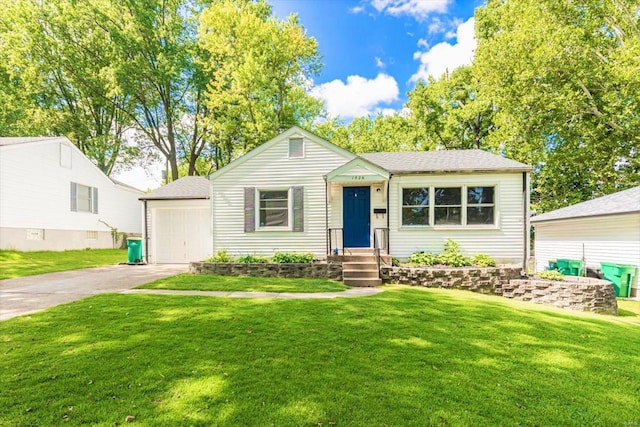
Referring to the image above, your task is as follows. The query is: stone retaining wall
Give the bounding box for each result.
[381,266,522,294]
[189,262,343,281]
[503,276,617,314]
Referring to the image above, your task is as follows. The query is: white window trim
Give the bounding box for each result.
[399,184,499,230]
[288,137,305,159]
[75,183,95,214]
[256,188,292,231]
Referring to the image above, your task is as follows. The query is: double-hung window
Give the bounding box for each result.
[466,187,495,225]
[402,188,429,226]
[259,190,289,228]
[434,187,462,225]
[71,182,98,214]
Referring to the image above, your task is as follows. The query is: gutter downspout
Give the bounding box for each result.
[143,199,149,264]
[324,176,329,257]
[523,172,529,275]
[387,174,391,255]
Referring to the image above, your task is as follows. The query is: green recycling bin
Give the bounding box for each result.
[126,237,143,264]
[556,259,583,276]
[601,262,637,298]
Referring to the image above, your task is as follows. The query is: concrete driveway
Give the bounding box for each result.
[0,264,187,321]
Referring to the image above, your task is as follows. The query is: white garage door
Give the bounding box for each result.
[155,208,210,263]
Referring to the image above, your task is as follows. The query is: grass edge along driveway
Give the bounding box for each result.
[1,287,639,426]
[0,249,127,280]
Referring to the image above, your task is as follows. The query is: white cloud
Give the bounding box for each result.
[410,17,476,82]
[311,73,400,118]
[370,0,450,20]
[350,5,365,14]
[375,56,386,68]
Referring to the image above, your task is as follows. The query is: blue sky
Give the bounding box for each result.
[271,0,482,118]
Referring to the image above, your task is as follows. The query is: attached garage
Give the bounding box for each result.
[140,176,212,264]
[531,186,640,298]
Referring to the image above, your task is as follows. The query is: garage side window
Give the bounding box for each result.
[70,182,98,214]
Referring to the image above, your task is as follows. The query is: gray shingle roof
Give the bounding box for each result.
[531,186,640,223]
[139,176,210,200]
[359,149,531,173]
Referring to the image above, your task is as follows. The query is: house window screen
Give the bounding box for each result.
[402,188,429,226]
[259,190,289,227]
[467,187,495,224]
[289,138,304,158]
[434,187,462,225]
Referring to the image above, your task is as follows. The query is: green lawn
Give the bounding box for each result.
[138,273,348,293]
[0,249,127,279]
[1,287,639,426]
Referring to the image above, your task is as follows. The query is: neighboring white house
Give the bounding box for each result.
[531,186,640,298]
[209,127,532,266]
[0,137,143,251]
[140,176,211,264]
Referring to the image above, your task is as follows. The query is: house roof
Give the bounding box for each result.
[360,149,531,173]
[0,136,65,146]
[531,186,640,223]
[139,176,210,200]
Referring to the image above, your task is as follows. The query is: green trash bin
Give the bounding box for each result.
[126,237,143,264]
[548,260,558,271]
[601,262,637,298]
[556,259,583,276]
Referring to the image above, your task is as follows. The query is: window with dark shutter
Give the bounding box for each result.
[244,187,256,232]
[292,186,304,232]
[70,182,77,212]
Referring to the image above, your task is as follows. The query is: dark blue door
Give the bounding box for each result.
[343,186,370,247]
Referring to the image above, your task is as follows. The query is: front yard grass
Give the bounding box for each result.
[1,286,639,426]
[138,273,348,293]
[0,249,126,280]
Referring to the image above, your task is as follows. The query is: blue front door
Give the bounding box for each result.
[343,186,370,247]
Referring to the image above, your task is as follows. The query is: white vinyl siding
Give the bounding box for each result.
[389,173,526,264]
[533,213,640,295]
[144,199,211,264]
[0,138,142,250]
[212,134,354,257]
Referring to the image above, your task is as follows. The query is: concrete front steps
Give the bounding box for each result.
[331,248,386,287]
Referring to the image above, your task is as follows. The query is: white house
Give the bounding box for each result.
[209,127,531,266]
[139,176,211,264]
[531,186,640,298]
[0,137,143,251]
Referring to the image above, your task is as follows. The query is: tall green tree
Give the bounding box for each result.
[0,0,136,175]
[198,0,322,169]
[407,66,497,151]
[474,0,640,211]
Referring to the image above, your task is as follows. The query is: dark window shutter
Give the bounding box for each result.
[244,187,255,232]
[292,186,304,232]
[92,187,99,214]
[70,182,77,212]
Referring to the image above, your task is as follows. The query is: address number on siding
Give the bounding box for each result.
[351,176,365,180]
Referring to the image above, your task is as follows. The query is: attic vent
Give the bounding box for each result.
[289,138,304,158]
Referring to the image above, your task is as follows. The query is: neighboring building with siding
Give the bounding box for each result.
[531,186,640,298]
[0,137,143,251]
[139,176,211,264]
[208,127,531,266]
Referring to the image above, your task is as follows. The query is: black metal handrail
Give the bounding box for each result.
[328,228,344,256]
[373,227,389,273]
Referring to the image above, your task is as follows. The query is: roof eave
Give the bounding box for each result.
[389,167,532,175]
[531,210,640,224]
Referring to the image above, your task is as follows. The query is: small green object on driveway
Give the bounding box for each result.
[126,237,143,264]
[600,262,637,298]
